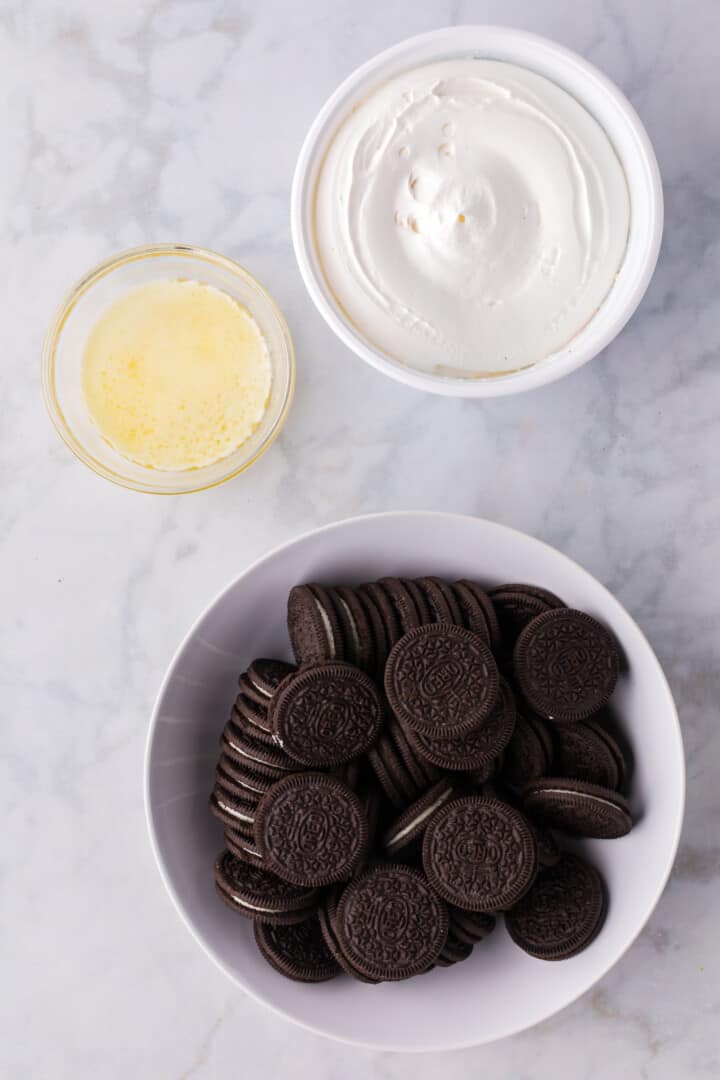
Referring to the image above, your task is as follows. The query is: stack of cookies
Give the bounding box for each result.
[209,577,633,983]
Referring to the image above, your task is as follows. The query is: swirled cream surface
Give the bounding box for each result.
[314,60,630,376]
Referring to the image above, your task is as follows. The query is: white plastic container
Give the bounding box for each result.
[291,26,663,397]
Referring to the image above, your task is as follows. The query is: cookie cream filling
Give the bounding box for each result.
[216,797,255,824]
[227,894,280,914]
[314,59,629,376]
[225,738,294,771]
[386,788,454,847]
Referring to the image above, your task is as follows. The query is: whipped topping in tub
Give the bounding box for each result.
[313,59,630,377]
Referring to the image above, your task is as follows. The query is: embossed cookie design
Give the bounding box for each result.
[385,624,499,737]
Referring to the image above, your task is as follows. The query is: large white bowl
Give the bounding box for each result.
[145,512,683,1050]
[291,27,663,398]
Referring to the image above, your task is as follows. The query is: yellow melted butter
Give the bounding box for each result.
[82,279,272,470]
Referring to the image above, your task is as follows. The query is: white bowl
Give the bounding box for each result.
[145,512,683,1050]
[291,27,663,398]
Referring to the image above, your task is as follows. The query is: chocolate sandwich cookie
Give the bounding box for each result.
[215,756,274,799]
[385,624,499,737]
[415,577,464,626]
[367,731,421,809]
[227,710,277,751]
[553,722,621,789]
[238,672,273,708]
[336,864,449,981]
[406,678,516,773]
[401,578,433,625]
[354,584,389,680]
[514,609,620,722]
[376,732,421,801]
[456,580,501,651]
[255,772,368,887]
[214,850,317,924]
[270,662,383,767]
[221,720,296,779]
[586,717,631,791]
[287,584,345,666]
[436,932,474,967]
[523,777,633,838]
[209,786,258,833]
[378,577,421,633]
[363,583,403,661]
[317,888,379,983]
[450,581,491,642]
[247,658,296,700]
[532,824,562,868]
[448,909,497,947]
[382,780,456,858]
[254,915,340,982]
[331,586,375,673]
[234,693,274,739]
[387,718,440,789]
[496,583,566,609]
[423,795,538,911]
[490,587,556,650]
[506,854,607,960]
[225,827,264,864]
[501,712,553,788]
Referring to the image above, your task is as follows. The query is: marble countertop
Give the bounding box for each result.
[3,0,719,1076]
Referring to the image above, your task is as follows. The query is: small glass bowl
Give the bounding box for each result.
[42,244,295,494]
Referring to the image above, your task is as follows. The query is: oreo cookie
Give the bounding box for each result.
[209,786,258,833]
[490,587,556,651]
[406,678,516,772]
[271,662,383,767]
[522,777,633,838]
[379,577,421,633]
[415,576,464,626]
[247,658,296,700]
[335,864,449,981]
[317,887,380,983]
[214,850,317,924]
[331,586,376,673]
[436,932,474,967]
[287,584,345,666]
[402,578,433,625]
[371,731,422,803]
[225,827,264,864]
[514,609,620,722]
[456,581,501,650]
[367,739,413,810]
[382,780,456,858]
[234,693,275,739]
[255,772,368,886]
[423,795,538,911]
[359,582,401,652]
[238,672,273,708]
[354,584,389,679]
[221,720,296,778]
[506,854,607,960]
[496,583,566,609]
[449,908,497,946]
[215,756,274,799]
[387,718,440,789]
[501,712,553,788]
[255,915,340,982]
[553,722,621,789]
[385,624,499,737]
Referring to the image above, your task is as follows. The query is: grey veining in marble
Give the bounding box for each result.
[2,1,719,1076]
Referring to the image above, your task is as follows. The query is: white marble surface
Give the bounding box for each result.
[2,0,719,1076]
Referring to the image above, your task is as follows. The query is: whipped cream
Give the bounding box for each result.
[314,59,630,376]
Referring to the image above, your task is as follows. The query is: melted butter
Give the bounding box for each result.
[82,279,271,470]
